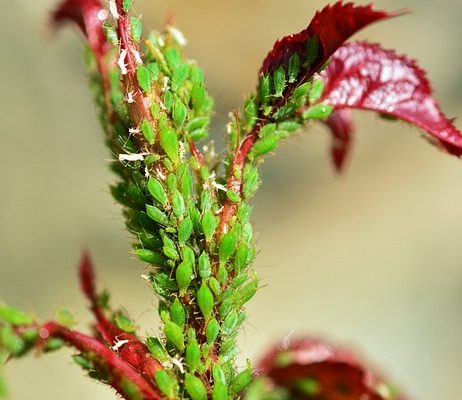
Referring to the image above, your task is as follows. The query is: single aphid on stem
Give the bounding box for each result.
[1,1,461,399]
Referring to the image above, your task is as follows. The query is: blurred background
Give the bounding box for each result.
[1,0,462,398]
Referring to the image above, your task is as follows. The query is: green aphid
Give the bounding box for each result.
[213,364,226,385]
[294,378,321,396]
[237,203,252,224]
[197,282,214,320]
[181,245,195,265]
[135,248,165,265]
[220,337,237,359]
[200,188,212,211]
[179,166,193,198]
[242,222,253,244]
[217,264,228,285]
[164,320,184,351]
[233,279,258,307]
[147,62,160,82]
[155,370,177,399]
[163,241,180,261]
[189,128,208,141]
[185,373,207,400]
[0,305,33,326]
[222,310,238,336]
[147,177,168,207]
[199,166,210,181]
[226,190,240,203]
[219,229,238,263]
[140,119,155,145]
[172,64,190,91]
[288,53,300,83]
[172,190,186,218]
[292,81,311,100]
[102,22,118,45]
[44,338,64,353]
[278,120,300,133]
[186,335,201,372]
[72,354,95,371]
[136,65,151,93]
[201,210,218,242]
[173,98,188,129]
[165,174,176,193]
[160,126,179,164]
[305,35,320,67]
[191,82,206,112]
[198,251,211,279]
[186,116,210,133]
[138,231,162,250]
[244,96,258,129]
[146,204,169,226]
[208,277,221,296]
[146,337,169,363]
[259,123,276,138]
[206,318,220,344]
[190,65,205,84]
[189,204,202,232]
[230,366,253,394]
[272,100,298,121]
[163,90,174,110]
[234,244,249,271]
[259,74,272,103]
[309,79,325,103]
[242,164,260,199]
[302,103,333,120]
[0,326,25,356]
[176,259,193,294]
[170,298,186,328]
[130,17,142,43]
[249,135,279,159]
[114,313,136,333]
[212,382,228,400]
[56,307,76,327]
[231,273,248,288]
[219,298,233,319]
[165,48,181,71]
[178,217,193,243]
[122,0,134,12]
[273,66,287,97]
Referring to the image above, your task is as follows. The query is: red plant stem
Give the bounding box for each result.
[40,322,163,400]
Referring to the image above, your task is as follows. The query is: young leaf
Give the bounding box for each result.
[320,42,462,162]
[323,109,354,172]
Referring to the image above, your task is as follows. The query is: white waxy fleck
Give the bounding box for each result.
[118,48,128,75]
[111,339,129,351]
[97,9,109,21]
[128,127,140,136]
[127,91,135,103]
[168,26,187,46]
[171,357,185,374]
[119,153,145,162]
[108,0,119,19]
[131,49,143,64]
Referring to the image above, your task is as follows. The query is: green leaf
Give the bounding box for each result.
[288,53,300,83]
[136,65,151,93]
[0,305,33,325]
[197,282,214,320]
[164,320,184,351]
[140,119,155,145]
[185,374,207,400]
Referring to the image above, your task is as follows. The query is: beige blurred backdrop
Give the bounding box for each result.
[1,0,462,399]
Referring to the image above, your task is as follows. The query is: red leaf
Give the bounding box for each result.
[258,337,404,400]
[260,2,402,77]
[51,0,108,57]
[320,41,462,157]
[324,109,355,172]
